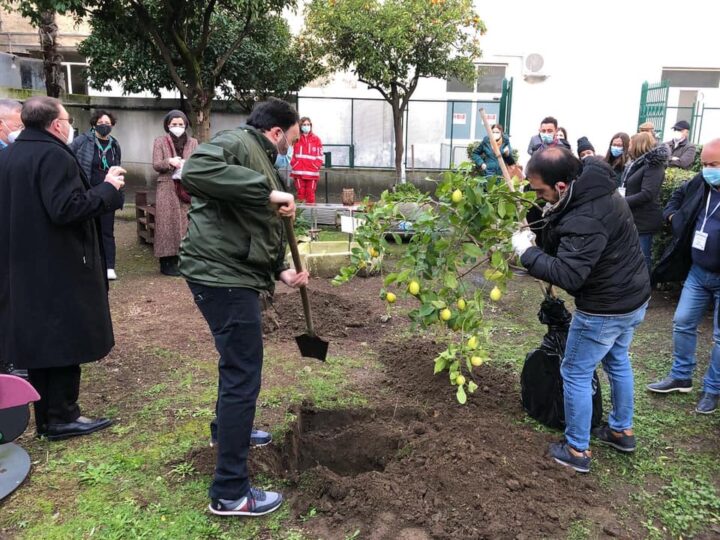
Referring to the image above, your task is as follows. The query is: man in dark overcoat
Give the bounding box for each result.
[0,96,125,440]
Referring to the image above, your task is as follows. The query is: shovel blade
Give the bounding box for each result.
[295,333,329,362]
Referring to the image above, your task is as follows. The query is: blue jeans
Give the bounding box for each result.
[669,264,720,395]
[561,302,648,451]
[187,282,263,500]
[638,233,653,272]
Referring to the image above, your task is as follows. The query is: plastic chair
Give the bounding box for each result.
[0,374,40,500]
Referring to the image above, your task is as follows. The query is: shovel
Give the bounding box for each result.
[282,216,329,361]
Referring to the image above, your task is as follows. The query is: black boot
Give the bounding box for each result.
[159,256,181,277]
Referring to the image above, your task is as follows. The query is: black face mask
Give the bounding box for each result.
[95,125,112,137]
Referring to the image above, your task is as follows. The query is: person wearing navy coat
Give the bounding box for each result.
[0,97,125,440]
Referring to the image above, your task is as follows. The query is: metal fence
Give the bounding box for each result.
[296,95,508,170]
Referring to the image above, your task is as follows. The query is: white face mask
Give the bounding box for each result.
[492,131,501,141]
[673,131,684,143]
[7,129,21,144]
[65,125,74,145]
[169,126,186,138]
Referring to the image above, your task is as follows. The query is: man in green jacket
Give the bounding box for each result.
[179,98,308,517]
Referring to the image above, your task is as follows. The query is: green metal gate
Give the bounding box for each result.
[637,80,669,134]
[499,77,513,135]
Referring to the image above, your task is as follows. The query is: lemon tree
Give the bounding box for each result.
[334,165,536,403]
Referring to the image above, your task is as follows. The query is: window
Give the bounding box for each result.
[476,65,506,93]
[661,69,720,88]
[446,64,506,93]
[69,64,88,95]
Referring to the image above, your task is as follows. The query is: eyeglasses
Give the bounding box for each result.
[57,116,74,125]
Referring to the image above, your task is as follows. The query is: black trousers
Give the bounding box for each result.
[188,282,263,500]
[100,211,116,269]
[28,365,82,431]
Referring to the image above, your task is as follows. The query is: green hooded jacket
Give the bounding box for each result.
[178,125,288,292]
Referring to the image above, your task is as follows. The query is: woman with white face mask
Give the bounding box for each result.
[152,110,198,276]
[470,123,516,178]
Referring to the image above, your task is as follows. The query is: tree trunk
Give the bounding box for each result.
[188,96,212,143]
[391,100,405,183]
[38,10,64,98]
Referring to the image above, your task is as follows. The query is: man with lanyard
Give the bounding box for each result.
[649,139,720,414]
[0,99,22,150]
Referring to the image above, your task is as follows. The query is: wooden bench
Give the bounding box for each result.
[135,190,156,244]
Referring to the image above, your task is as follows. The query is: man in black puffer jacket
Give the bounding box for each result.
[512,148,650,473]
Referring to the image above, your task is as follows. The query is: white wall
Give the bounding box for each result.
[475,0,719,162]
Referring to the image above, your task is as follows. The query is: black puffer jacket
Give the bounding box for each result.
[69,130,122,186]
[521,158,650,314]
[652,172,707,284]
[621,145,668,234]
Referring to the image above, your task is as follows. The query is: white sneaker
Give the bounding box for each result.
[107,269,117,280]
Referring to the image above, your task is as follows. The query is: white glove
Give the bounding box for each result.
[512,229,536,258]
[481,163,487,170]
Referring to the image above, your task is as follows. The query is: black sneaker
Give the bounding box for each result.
[696,392,719,414]
[209,487,283,516]
[210,429,272,448]
[592,423,636,453]
[549,441,591,473]
[646,376,693,393]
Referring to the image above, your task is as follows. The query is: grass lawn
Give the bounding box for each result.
[2,215,720,539]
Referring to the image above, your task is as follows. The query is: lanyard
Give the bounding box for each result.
[700,191,720,233]
[95,137,114,170]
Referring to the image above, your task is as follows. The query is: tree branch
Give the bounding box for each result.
[212,4,254,80]
[129,1,191,97]
[358,77,391,104]
[194,0,217,57]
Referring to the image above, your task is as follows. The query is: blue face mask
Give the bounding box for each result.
[275,153,290,169]
[703,167,720,187]
[610,146,624,157]
[301,125,311,134]
[540,133,554,144]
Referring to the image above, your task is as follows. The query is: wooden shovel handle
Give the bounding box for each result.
[283,216,316,336]
[478,108,555,299]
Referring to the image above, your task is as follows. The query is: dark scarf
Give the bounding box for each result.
[169,132,187,157]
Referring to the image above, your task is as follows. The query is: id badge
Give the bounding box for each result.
[618,187,626,197]
[693,230,708,251]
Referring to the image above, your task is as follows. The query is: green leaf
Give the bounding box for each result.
[418,304,436,317]
[456,385,467,404]
[491,250,504,268]
[431,300,446,309]
[397,269,412,282]
[444,272,458,290]
[468,381,478,393]
[434,355,449,375]
[497,202,506,218]
[462,243,483,259]
[383,273,398,286]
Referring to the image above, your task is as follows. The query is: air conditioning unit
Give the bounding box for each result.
[523,53,549,83]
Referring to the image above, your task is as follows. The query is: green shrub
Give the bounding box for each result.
[652,168,698,266]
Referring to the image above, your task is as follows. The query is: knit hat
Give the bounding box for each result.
[577,136,594,154]
[163,109,189,132]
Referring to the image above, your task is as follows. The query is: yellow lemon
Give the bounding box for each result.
[408,281,420,295]
[440,308,452,321]
[386,292,397,304]
[457,298,467,311]
[467,336,478,349]
[455,374,466,385]
[369,248,379,258]
[471,356,484,367]
[489,286,502,302]
[451,189,463,204]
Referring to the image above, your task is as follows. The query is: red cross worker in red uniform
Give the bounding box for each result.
[290,116,323,204]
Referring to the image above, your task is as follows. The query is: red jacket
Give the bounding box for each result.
[290,132,323,179]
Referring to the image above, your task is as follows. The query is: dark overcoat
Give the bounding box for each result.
[0,128,123,369]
